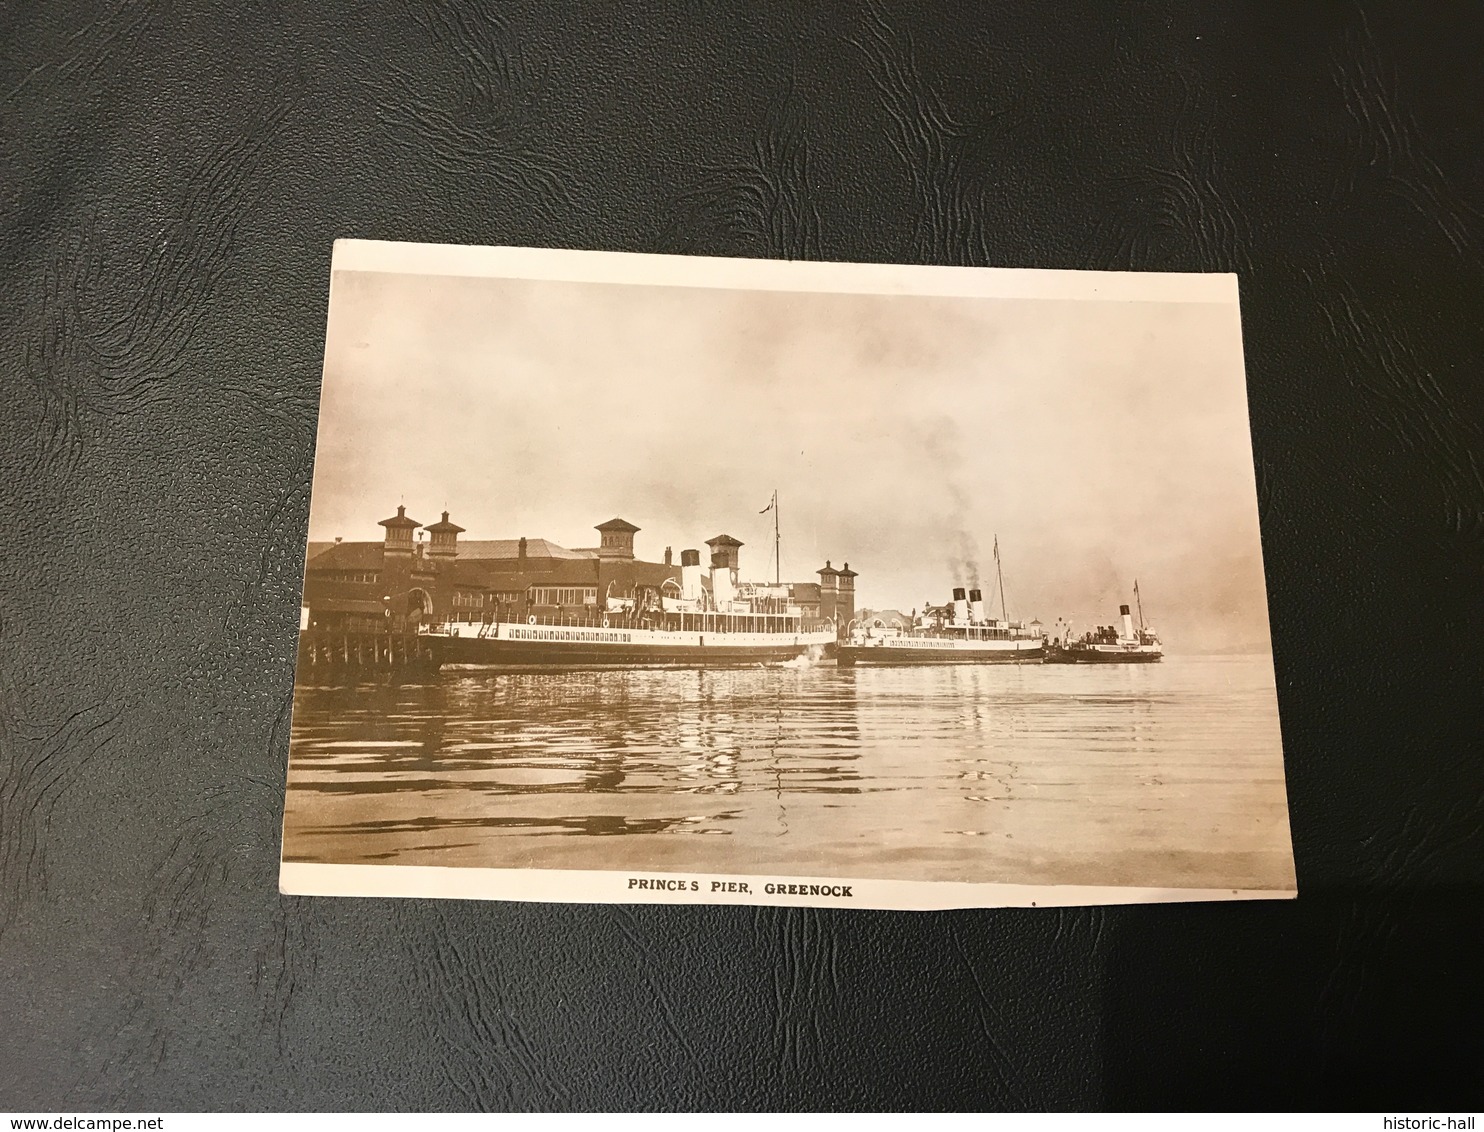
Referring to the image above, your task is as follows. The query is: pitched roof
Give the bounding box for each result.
[425,511,465,534]
[706,533,743,547]
[378,505,419,530]
[306,542,385,571]
[817,561,839,577]
[837,562,857,578]
[305,542,336,563]
[595,517,640,533]
[449,557,680,592]
[457,539,593,561]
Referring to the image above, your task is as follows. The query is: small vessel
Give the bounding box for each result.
[1045,583,1163,664]
[837,539,1045,666]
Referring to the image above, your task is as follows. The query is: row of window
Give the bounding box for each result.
[451,590,534,606]
[446,592,536,607]
[509,627,633,644]
[529,587,598,606]
[317,582,608,606]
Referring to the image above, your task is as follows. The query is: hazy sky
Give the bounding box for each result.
[310,269,1272,653]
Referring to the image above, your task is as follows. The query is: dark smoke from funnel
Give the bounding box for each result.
[946,482,980,590]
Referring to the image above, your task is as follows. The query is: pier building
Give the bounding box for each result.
[856,608,914,632]
[301,506,853,633]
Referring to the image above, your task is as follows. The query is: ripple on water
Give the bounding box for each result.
[283,657,1293,889]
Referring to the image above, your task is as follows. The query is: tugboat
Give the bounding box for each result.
[1045,582,1163,664]
[837,538,1045,666]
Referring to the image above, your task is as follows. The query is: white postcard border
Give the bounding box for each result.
[281,862,1296,912]
[330,238,1238,305]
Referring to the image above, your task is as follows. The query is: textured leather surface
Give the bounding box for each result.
[3,0,1482,1112]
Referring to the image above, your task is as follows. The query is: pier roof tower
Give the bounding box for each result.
[378,505,420,557]
[595,517,640,560]
[425,511,465,560]
[817,561,840,623]
[706,534,743,571]
[836,563,857,625]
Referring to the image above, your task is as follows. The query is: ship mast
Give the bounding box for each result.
[1135,578,1145,630]
[760,489,781,590]
[774,489,780,586]
[994,534,1007,622]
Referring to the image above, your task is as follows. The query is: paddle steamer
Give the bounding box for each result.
[430,548,836,668]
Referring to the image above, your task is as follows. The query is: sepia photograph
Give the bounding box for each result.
[279,241,1295,910]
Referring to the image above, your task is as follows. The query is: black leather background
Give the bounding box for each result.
[3,1,1482,1112]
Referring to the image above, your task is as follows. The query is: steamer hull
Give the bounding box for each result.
[837,640,1044,666]
[1044,645,1162,664]
[432,621,837,669]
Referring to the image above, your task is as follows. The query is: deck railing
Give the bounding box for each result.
[427,612,832,636]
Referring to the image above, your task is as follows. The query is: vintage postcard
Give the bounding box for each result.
[279,240,1295,911]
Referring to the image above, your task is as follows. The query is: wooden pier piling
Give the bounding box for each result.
[294,630,441,682]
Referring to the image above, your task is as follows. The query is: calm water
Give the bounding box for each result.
[282,656,1295,890]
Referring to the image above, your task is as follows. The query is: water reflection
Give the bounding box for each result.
[283,657,1294,889]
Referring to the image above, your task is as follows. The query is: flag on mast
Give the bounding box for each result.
[760,490,780,583]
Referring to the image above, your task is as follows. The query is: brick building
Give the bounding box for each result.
[815,560,857,627]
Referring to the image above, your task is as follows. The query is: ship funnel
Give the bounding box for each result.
[953,586,968,626]
[711,559,735,611]
[968,587,985,624]
[1120,603,1134,641]
[681,549,703,601]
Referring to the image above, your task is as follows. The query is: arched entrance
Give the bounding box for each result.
[406,588,433,629]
